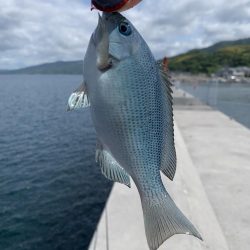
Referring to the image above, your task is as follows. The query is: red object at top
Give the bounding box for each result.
[92,0,129,12]
[92,0,141,12]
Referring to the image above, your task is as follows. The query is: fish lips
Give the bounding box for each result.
[93,14,112,71]
[93,14,120,71]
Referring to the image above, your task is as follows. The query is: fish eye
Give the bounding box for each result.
[119,21,132,36]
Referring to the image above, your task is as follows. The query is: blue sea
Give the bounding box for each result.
[179,82,250,129]
[0,75,112,250]
[1,75,249,250]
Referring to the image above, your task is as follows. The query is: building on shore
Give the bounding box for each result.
[215,66,250,81]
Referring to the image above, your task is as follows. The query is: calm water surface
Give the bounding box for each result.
[1,75,249,250]
[180,82,250,129]
[0,75,112,250]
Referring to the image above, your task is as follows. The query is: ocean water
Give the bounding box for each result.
[1,75,249,250]
[0,75,112,250]
[179,82,250,129]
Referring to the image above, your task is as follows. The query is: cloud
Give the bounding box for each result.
[0,0,249,69]
[215,1,250,24]
[124,0,250,58]
[0,0,97,69]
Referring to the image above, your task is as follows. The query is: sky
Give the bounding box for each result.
[0,0,250,69]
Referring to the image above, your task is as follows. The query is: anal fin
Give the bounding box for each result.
[96,142,131,188]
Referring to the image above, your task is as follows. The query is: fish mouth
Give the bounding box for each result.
[93,13,113,71]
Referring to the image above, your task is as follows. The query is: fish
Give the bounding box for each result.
[68,12,202,250]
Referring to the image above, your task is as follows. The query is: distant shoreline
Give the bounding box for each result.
[1,37,250,76]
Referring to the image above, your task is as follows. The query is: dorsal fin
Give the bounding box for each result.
[157,59,177,181]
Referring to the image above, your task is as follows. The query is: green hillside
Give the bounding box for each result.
[1,38,250,75]
[169,38,250,74]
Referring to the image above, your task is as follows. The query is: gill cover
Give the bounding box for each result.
[94,12,139,65]
[108,17,135,60]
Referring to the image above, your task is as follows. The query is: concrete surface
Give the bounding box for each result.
[88,123,229,250]
[174,100,250,250]
[88,88,250,250]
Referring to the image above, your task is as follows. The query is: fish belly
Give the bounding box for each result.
[89,59,164,180]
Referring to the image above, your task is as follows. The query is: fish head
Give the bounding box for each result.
[92,12,140,71]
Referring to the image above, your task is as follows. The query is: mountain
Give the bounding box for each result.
[1,38,250,75]
[169,38,250,74]
[0,60,83,75]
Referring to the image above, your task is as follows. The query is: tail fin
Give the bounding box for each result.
[141,190,202,250]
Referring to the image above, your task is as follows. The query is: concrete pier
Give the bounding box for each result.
[174,90,250,250]
[88,89,250,250]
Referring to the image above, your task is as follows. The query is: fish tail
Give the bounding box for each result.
[140,189,202,250]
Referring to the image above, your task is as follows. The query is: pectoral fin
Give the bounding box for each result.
[96,141,131,188]
[67,82,90,111]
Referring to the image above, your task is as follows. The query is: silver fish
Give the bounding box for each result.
[68,12,202,250]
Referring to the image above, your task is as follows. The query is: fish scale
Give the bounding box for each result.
[92,53,162,177]
[68,11,202,250]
